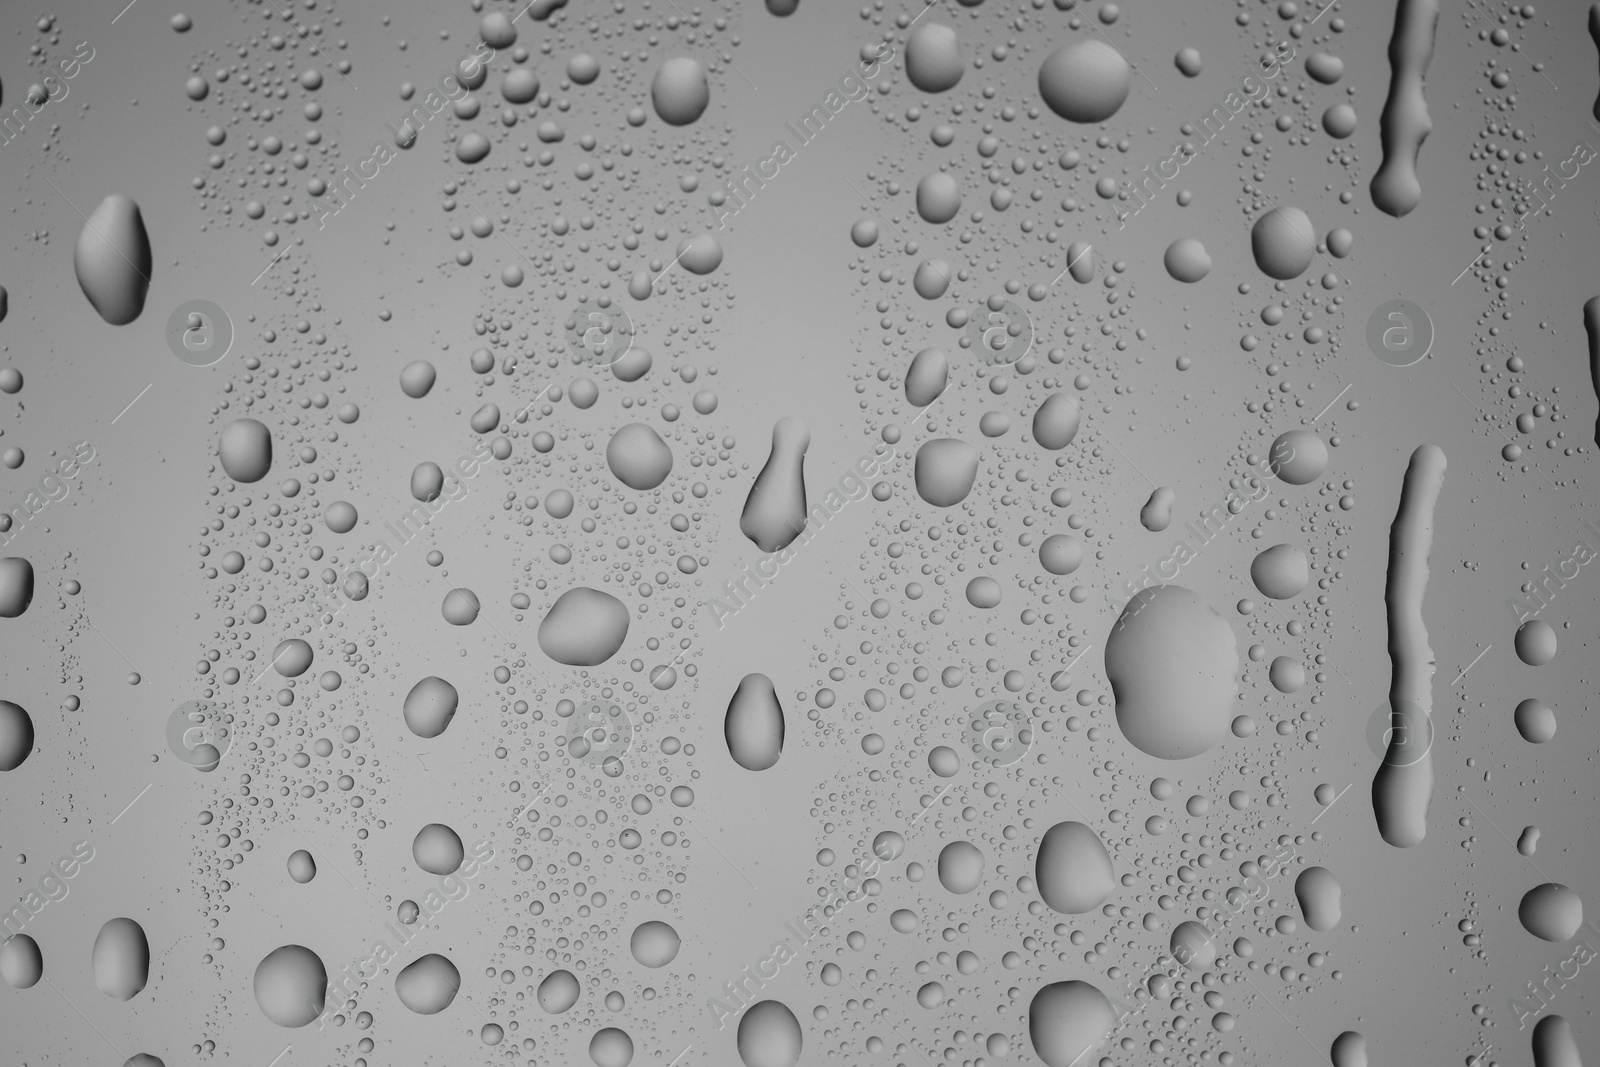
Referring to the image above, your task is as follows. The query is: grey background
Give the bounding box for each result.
[1,0,1597,1065]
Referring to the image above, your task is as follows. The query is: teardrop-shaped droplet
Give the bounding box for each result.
[725,672,785,771]
[740,417,809,552]
[1032,392,1081,450]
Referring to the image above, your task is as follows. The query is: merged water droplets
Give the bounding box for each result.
[1295,866,1342,931]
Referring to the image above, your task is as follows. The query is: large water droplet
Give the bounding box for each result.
[74,195,152,325]
[724,673,785,771]
[741,418,810,552]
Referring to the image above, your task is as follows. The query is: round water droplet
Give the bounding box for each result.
[1038,39,1131,123]
[395,953,461,1014]
[253,944,325,1026]
[737,1000,803,1067]
[629,920,681,968]
[651,57,709,125]
[413,823,465,876]
[1035,821,1115,914]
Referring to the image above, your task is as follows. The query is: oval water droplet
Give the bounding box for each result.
[93,917,150,1000]
[403,676,459,738]
[629,920,681,968]
[1106,585,1238,760]
[395,953,461,1014]
[740,417,810,552]
[1035,820,1115,914]
[539,587,629,666]
[219,419,273,484]
[0,932,43,989]
[606,424,673,490]
[1032,393,1080,450]
[904,349,949,407]
[736,999,803,1067]
[252,944,326,1026]
[725,673,785,771]
[539,968,581,1012]
[74,195,152,325]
